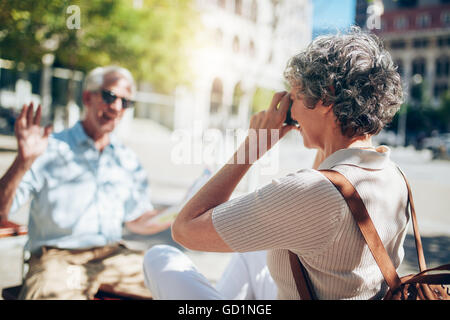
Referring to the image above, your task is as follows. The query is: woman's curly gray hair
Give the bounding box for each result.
[284,27,403,137]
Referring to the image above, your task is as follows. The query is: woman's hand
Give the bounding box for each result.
[244,91,297,162]
[173,94,301,252]
[14,103,52,167]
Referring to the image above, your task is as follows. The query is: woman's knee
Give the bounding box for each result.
[144,244,194,280]
[144,245,177,273]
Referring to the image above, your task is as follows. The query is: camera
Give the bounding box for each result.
[284,98,298,126]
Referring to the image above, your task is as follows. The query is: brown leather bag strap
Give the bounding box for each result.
[288,250,316,300]
[414,263,450,277]
[320,169,402,291]
[395,167,427,272]
[403,264,450,285]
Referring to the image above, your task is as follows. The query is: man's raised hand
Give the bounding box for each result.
[14,103,52,166]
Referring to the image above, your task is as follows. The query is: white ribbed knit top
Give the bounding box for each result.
[212,146,410,300]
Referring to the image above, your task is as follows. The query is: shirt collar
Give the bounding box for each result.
[318,145,391,171]
[71,121,91,146]
[70,121,117,149]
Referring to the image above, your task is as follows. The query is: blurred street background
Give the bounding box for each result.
[1,0,449,297]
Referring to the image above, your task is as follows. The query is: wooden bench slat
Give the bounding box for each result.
[0,221,28,238]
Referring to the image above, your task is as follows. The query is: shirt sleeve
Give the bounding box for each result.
[123,161,154,222]
[9,160,45,216]
[212,169,347,255]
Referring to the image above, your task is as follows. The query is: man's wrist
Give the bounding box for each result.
[14,155,34,172]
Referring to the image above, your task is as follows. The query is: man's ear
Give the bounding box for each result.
[82,91,92,108]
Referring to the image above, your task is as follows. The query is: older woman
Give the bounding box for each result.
[143,28,406,300]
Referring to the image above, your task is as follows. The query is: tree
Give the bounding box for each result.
[0,0,199,93]
[439,90,450,132]
[389,88,450,148]
[251,87,275,114]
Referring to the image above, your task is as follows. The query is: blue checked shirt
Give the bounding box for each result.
[9,121,154,253]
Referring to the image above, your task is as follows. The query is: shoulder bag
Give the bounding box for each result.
[288,169,450,300]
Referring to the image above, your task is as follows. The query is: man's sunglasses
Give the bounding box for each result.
[100,89,135,108]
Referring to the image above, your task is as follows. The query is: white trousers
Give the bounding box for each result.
[143,245,277,300]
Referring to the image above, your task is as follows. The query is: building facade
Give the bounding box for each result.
[358,0,450,106]
[0,0,312,134]
[170,0,312,132]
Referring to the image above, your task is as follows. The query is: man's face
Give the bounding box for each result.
[83,73,133,135]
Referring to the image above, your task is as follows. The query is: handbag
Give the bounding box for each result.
[288,169,450,300]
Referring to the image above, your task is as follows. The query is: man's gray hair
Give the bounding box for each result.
[83,65,136,96]
[284,27,403,137]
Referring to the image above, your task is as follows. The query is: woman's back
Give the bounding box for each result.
[267,147,409,299]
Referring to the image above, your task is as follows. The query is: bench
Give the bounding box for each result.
[2,283,152,300]
[0,220,151,300]
[0,220,28,238]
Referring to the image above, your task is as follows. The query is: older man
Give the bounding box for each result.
[0,66,170,299]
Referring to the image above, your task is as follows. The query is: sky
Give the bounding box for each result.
[312,0,357,38]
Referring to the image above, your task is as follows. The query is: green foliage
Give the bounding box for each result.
[439,90,450,131]
[388,79,449,136]
[0,0,199,93]
[251,87,275,114]
[389,91,450,136]
[231,83,243,115]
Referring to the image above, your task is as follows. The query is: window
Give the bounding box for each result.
[390,40,406,49]
[397,0,418,8]
[413,38,429,48]
[29,70,41,95]
[412,58,426,77]
[0,68,17,91]
[210,78,223,114]
[232,36,240,53]
[410,83,422,101]
[416,13,431,28]
[234,0,242,15]
[394,16,408,29]
[434,83,448,99]
[218,0,226,9]
[395,60,404,77]
[231,82,243,115]
[436,57,450,77]
[442,11,450,26]
[437,36,450,47]
[250,0,257,22]
[51,77,69,107]
[249,41,255,57]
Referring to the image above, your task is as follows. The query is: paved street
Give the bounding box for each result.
[1,118,449,297]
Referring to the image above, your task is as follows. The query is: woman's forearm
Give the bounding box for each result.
[172,92,292,248]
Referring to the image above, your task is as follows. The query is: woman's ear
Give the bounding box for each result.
[316,100,334,115]
[319,85,335,115]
